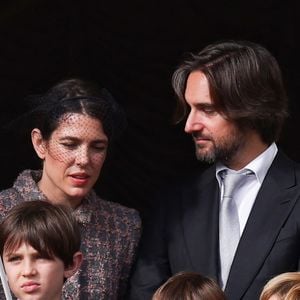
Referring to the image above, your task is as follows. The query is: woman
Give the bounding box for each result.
[0,79,141,299]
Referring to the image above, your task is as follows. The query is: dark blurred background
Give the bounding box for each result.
[0,0,299,214]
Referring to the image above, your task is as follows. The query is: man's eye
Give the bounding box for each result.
[203,107,217,115]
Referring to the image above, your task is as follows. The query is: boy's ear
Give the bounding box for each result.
[64,251,83,279]
[31,128,47,159]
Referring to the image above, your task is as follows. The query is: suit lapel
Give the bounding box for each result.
[181,166,220,280]
[225,152,300,299]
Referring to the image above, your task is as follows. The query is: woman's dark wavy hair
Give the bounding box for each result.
[5,78,127,143]
[0,201,81,268]
[172,40,289,144]
[29,78,127,142]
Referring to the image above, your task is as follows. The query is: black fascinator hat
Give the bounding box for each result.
[4,78,127,142]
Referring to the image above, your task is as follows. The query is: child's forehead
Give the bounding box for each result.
[4,240,38,255]
[5,240,29,251]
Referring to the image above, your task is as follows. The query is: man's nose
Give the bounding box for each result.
[184,111,204,134]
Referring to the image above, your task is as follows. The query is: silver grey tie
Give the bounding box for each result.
[219,170,250,289]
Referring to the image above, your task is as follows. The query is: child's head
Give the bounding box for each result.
[152,272,226,300]
[260,272,300,300]
[0,200,83,300]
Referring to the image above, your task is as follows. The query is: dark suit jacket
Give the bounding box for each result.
[129,151,300,300]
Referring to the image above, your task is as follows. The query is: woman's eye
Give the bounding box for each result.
[92,143,107,152]
[93,146,106,152]
[61,143,77,149]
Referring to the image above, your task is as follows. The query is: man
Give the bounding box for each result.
[129,40,300,300]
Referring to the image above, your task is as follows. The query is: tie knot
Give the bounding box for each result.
[220,169,253,199]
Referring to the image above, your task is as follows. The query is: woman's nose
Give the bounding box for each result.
[75,146,90,166]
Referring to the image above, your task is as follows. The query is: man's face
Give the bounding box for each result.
[3,243,66,300]
[184,71,245,165]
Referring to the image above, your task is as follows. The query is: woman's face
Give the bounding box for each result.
[38,113,108,208]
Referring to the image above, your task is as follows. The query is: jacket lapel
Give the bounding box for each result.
[181,166,220,280]
[225,152,300,299]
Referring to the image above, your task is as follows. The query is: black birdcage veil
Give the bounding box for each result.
[3,84,127,159]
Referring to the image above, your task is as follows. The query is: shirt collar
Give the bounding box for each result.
[216,142,278,185]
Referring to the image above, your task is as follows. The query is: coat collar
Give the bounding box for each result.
[14,169,93,224]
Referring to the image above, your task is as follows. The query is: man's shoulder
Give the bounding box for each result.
[271,150,300,173]
[150,164,217,211]
[264,151,300,191]
[167,163,217,191]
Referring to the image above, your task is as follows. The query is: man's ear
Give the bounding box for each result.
[31,128,47,159]
[64,251,83,279]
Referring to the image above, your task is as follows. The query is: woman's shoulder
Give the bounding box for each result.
[0,186,23,219]
[1,169,40,194]
[102,198,140,222]
[89,193,141,227]
[0,169,42,218]
[0,185,20,200]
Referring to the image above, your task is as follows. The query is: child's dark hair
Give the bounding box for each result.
[152,272,226,300]
[0,200,81,268]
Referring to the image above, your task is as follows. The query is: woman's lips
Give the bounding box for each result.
[69,173,90,185]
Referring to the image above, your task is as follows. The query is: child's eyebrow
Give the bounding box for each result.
[3,249,17,256]
[4,252,20,258]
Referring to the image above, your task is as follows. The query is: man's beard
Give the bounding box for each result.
[194,128,244,164]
